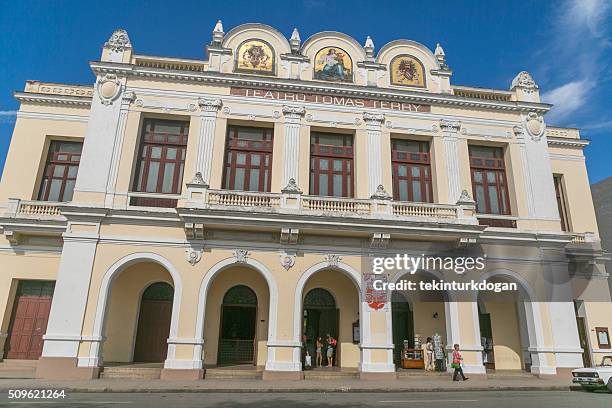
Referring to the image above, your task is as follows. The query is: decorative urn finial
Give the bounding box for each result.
[364,36,375,59]
[290,28,301,53]
[212,20,224,45]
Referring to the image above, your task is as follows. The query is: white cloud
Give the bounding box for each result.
[538,0,610,124]
[541,81,593,122]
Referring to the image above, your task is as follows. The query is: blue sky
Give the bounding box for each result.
[0,0,610,183]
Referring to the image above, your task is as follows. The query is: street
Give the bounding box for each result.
[0,391,609,408]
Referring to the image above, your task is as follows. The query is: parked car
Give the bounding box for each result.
[572,355,612,392]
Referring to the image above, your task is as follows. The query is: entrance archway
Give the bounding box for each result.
[303,288,338,366]
[218,285,258,366]
[476,273,533,371]
[133,282,174,362]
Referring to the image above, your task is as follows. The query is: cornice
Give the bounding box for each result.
[90,61,551,114]
[546,137,589,148]
[14,91,92,107]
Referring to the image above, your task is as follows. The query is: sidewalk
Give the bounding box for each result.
[0,376,574,393]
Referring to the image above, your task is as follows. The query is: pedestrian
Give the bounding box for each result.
[316,337,323,367]
[326,334,336,367]
[424,337,434,371]
[451,344,469,381]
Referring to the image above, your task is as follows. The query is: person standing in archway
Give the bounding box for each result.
[326,334,336,368]
[316,337,323,368]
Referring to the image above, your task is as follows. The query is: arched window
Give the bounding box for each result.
[304,288,336,308]
[223,285,257,305]
[142,282,174,301]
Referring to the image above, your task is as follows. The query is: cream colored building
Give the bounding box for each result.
[0,22,610,381]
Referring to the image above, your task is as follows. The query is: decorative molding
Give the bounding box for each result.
[222,105,280,120]
[547,138,589,148]
[234,249,249,263]
[305,113,361,127]
[362,112,385,124]
[282,105,306,118]
[370,233,390,249]
[134,97,197,113]
[279,251,296,270]
[385,120,437,133]
[524,112,546,141]
[104,29,132,53]
[280,227,299,244]
[184,223,205,239]
[511,71,538,92]
[96,74,122,106]
[460,126,511,139]
[440,119,461,133]
[188,172,208,187]
[185,247,203,266]
[324,254,342,268]
[370,185,391,200]
[456,189,475,205]
[198,97,223,112]
[91,61,552,114]
[281,178,302,194]
[122,90,136,103]
[14,92,92,107]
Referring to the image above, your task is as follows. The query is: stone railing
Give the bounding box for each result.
[182,185,477,224]
[5,199,63,218]
[208,190,281,208]
[393,202,457,218]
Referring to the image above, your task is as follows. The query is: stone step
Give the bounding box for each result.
[303,370,359,380]
[398,370,449,377]
[0,359,38,367]
[100,367,161,380]
[204,369,263,380]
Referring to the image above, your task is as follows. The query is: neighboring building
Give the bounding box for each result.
[0,22,610,381]
[592,177,612,295]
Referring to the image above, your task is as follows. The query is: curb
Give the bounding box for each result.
[0,385,573,393]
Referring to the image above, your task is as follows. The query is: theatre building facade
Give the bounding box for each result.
[0,22,610,380]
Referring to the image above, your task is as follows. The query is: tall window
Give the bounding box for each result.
[310,132,354,197]
[391,139,432,202]
[469,145,510,215]
[38,141,82,202]
[223,126,273,192]
[554,174,570,231]
[132,119,189,207]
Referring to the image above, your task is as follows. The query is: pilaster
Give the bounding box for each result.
[440,119,462,203]
[281,106,306,187]
[195,98,223,186]
[363,112,385,197]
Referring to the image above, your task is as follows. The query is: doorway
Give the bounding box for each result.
[391,291,414,365]
[217,285,257,366]
[303,288,339,367]
[478,308,495,370]
[133,282,174,362]
[4,280,55,360]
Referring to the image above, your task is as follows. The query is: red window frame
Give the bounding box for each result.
[38,141,82,202]
[391,139,433,202]
[469,146,511,215]
[131,119,189,207]
[309,133,354,198]
[222,126,274,192]
[554,174,570,232]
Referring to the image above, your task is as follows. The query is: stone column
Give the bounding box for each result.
[195,98,223,187]
[36,212,105,379]
[440,119,462,203]
[363,112,385,197]
[281,106,306,188]
[104,90,136,207]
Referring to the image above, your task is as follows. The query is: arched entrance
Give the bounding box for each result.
[391,291,414,365]
[477,275,531,371]
[303,288,338,366]
[133,282,174,362]
[217,285,258,366]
